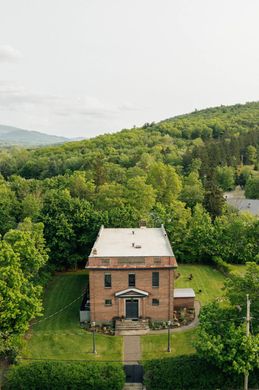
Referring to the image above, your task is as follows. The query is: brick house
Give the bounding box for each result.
[86,225,178,323]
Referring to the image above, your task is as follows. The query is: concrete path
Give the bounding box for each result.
[123,335,141,363]
[148,300,201,334]
[123,383,144,390]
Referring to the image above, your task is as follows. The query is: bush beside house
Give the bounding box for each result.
[4,361,125,390]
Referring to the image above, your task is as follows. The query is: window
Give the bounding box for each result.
[152,298,159,306]
[128,273,136,287]
[152,272,159,287]
[105,299,112,306]
[104,273,112,288]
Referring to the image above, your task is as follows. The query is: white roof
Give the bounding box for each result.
[89,225,174,257]
[225,198,259,216]
[174,288,195,298]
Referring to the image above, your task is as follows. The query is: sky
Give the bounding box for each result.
[0,0,259,138]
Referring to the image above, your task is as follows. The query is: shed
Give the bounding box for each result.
[174,288,195,309]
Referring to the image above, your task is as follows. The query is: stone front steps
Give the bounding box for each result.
[115,320,149,336]
[123,383,144,390]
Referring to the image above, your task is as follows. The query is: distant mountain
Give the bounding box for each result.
[0,125,69,146]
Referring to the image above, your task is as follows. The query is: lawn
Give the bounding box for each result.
[175,264,225,305]
[22,271,122,361]
[141,329,197,360]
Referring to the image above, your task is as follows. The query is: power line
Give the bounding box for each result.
[31,291,86,327]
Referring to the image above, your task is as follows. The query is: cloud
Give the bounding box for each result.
[0,45,22,63]
[0,81,138,120]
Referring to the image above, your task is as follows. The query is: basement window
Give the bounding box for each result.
[104,273,112,288]
[105,299,112,306]
[152,299,159,306]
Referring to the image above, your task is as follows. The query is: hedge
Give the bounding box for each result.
[143,355,259,390]
[4,361,125,390]
[212,256,231,276]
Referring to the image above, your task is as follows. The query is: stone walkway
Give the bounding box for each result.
[123,335,141,363]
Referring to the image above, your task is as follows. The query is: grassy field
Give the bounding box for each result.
[22,271,122,361]
[141,329,197,360]
[175,264,225,305]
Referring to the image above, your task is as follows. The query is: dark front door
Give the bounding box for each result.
[126,299,138,319]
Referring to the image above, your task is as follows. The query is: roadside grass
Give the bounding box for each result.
[175,264,225,305]
[141,329,197,360]
[22,271,122,361]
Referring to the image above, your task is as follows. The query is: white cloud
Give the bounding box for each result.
[0,45,22,63]
[0,82,126,117]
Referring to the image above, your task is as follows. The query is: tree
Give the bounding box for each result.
[40,189,106,268]
[213,213,258,264]
[0,183,18,235]
[245,176,259,199]
[181,204,213,262]
[20,193,43,220]
[215,166,235,191]
[125,176,156,219]
[95,182,125,210]
[0,240,43,356]
[4,218,48,279]
[203,175,225,217]
[147,162,182,205]
[224,262,259,333]
[195,302,259,376]
[180,171,204,208]
[69,172,95,200]
[246,145,257,165]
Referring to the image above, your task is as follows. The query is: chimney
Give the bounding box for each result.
[139,220,147,228]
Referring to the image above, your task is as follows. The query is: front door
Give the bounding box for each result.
[126,299,139,319]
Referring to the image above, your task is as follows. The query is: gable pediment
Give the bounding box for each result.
[115,288,149,298]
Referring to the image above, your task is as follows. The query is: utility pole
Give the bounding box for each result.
[244,294,250,390]
[92,321,96,354]
[167,320,171,352]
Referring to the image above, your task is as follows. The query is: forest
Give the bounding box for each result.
[0,101,259,358]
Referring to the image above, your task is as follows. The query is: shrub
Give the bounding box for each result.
[143,355,259,390]
[4,361,125,390]
[212,256,231,276]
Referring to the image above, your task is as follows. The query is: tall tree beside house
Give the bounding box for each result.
[4,218,48,279]
[40,189,107,269]
[195,302,259,377]
[0,239,44,358]
[224,262,259,333]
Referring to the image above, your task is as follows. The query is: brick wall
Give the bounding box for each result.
[174,297,195,309]
[89,268,175,322]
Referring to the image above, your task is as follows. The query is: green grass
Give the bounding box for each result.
[22,271,122,361]
[141,329,197,360]
[175,264,225,305]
